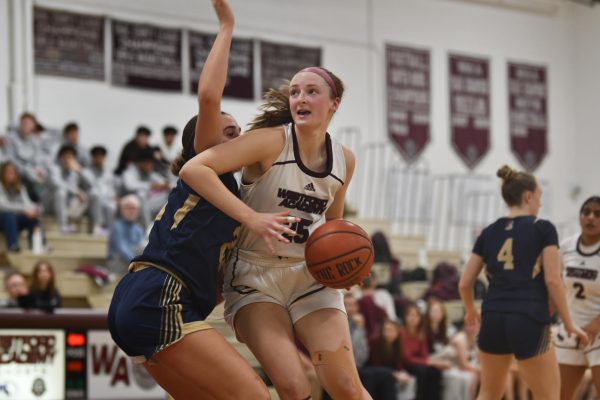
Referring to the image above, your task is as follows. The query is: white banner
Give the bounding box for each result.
[0,329,65,400]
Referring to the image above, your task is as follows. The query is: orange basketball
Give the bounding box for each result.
[305,220,374,289]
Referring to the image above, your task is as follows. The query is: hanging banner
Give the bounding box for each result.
[386,44,430,163]
[448,53,490,169]
[189,32,254,99]
[260,41,321,95]
[112,20,182,91]
[508,62,547,171]
[34,7,105,80]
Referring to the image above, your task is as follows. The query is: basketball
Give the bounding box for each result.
[305,220,374,289]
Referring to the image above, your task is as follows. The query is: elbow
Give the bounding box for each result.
[458,277,471,293]
[198,89,220,107]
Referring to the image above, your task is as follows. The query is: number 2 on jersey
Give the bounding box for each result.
[497,238,514,270]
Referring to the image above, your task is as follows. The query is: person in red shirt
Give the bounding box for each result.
[399,303,443,400]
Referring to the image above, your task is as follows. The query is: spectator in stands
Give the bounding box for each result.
[61,122,90,168]
[371,230,402,295]
[425,297,477,400]
[357,285,389,339]
[83,146,117,236]
[157,125,180,164]
[107,194,145,274]
[1,271,30,307]
[399,303,443,400]
[115,126,152,175]
[47,144,91,233]
[6,112,49,202]
[367,318,416,400]
[121,147,170,227]
[29,260,62,311]
[359,271,398,322]
[449,320,481,400]
[0,161,41,252]
[342,293,398,400]
[423,261,461,301]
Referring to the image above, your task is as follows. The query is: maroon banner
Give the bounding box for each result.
[112,20,182,91]
[449,54,490,169]
[386,44,430,163]
[189,32,254,100]
[260,41,321,95]
[34,7,105,80]
[508,62,547,171]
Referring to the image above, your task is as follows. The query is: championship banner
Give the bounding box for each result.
[386,44,430,163]
[448,53,490,169]
[112,20,182,91]
[260,41,321,95]
[0,330,65,399]
[34,7,105,80]
[508,62,548,171]
[189,32,254,99]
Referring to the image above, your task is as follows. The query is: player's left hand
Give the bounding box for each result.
[582,321,600,346]
[566,324,590,348]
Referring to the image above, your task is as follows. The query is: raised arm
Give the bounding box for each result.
[194,0,235,153]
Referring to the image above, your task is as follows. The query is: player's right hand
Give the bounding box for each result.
[212,0,234,28]
[246,211,299,253]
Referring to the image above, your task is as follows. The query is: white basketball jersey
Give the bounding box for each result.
[561,234,600,326]
[237,123,346,259]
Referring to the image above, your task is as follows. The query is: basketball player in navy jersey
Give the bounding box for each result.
[180,65,371,398]
[459,165,588,400]
[107,1,295,398]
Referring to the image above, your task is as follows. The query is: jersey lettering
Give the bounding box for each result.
[277,188,328,215]
[566,267,598,281]
[497,238,514,270]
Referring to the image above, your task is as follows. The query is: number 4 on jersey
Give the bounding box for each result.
[497,238,514,270]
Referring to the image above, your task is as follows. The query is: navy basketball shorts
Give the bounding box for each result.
[478,311,551,360]
[108,265,213,363]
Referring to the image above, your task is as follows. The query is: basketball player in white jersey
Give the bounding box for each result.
[180,68,371,400]
[556,196,600,400]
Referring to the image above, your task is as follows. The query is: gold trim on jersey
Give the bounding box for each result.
[182,321,213,335]
[171,194,201,229]
[157,275,183,353]
[128,261,189,291]
[155,203,167,221]
[532,255,542,279]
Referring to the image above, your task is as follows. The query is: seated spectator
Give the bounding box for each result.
[115,125,152,175]
[83,146,117,236]
[107,195,146,274]
[121,148,170,227]
[371,230,402,295]
[425,297,476,400]
[47,144,92,233]
[358,271,398,322]
[357,287,388,339]
[157,125,179,164]
[1,271,30,307]
[367,318,417,400]
[0,161,41,252]
[61,122,90,168]
[449,320,480,400]
[343,293,398,400]
[423,261,461,301]
[399,303,443,400]
[6,112,49,202]
[29,260,62,311]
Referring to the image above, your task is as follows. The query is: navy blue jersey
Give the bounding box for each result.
[133,173,240,310]
[473,216,558,323]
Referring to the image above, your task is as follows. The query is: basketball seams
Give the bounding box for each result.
[305,230,371,253]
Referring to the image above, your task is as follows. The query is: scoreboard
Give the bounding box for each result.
[0,309,166,400]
